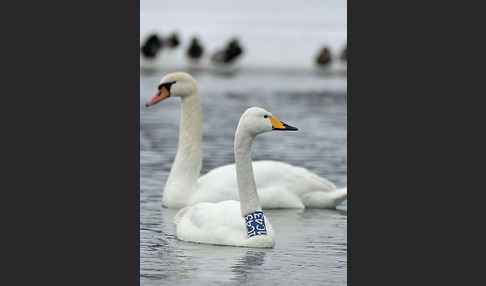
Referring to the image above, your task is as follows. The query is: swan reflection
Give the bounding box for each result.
[231,249,267,283]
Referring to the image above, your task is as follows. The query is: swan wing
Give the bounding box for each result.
[191,160,342,208]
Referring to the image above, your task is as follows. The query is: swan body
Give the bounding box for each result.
[173,107,296,247]
[174,200,275,248]
[145,72,347,210]
[193,160,342,209]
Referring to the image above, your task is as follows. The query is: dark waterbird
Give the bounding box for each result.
[186,37,204,60]
[141,33,163,59]
[315,46,332,66]
[211,38,244,64]
[166,32,180,49]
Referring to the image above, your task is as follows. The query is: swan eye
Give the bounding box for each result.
[264,115,268,118]
[158,81,176,91]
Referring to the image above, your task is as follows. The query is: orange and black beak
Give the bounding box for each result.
[269,116,298,131]
[145,86,170,107]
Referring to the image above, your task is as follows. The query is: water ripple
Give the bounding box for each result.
[141,71,347,285]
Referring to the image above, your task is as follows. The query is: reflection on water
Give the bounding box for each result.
[141,65,346,285]
[230,250,267,284]
[140,70,347,285]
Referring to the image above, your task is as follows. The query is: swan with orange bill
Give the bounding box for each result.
[146,72,347,209]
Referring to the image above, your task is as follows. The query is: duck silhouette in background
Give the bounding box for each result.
[166,32,180,49]
[186,36,204,64]
[162,32,181,60]
[211,38,244,65]
[141,33,164,59]
[315,46,332,66]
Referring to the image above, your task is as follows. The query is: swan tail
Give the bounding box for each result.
[332,187,347,206]
[302,187,347,208]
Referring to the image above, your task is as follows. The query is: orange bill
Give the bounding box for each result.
[145,86,170,107]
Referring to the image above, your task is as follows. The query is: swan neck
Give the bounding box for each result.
[163,91,202,207]
[180,93,202,141]
[235,129,261,217]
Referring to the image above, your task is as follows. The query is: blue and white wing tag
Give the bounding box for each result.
[245,211,268,238]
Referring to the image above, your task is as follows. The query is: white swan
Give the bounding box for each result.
[145,72,347,209]
[174,107,298,247]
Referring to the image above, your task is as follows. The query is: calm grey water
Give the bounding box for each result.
[140,70,347,285]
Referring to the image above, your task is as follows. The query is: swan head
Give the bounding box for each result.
[237,107,298,136]
[145,72,197,107]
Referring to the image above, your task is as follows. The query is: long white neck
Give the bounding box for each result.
[162,92,202,207]
[234,128,261,217]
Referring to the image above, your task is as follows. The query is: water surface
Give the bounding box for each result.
[141,71,347,285]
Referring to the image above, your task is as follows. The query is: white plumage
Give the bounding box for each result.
[174,107,292,247]
[174,201,275,248]
[147,72,347,211]
[193,160,344,209]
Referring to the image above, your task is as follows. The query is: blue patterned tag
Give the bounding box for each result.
[245,211,267,238]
